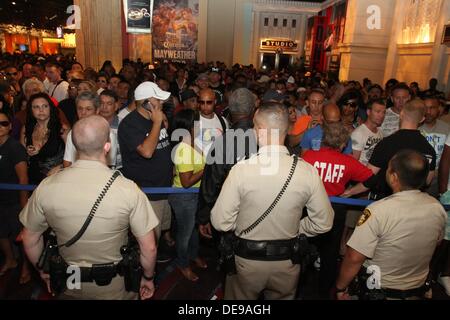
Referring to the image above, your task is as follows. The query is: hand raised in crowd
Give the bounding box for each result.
[199,223,213,239]
[147,104,165,124]
[139,278,155,300]
[26,145,40,157]
[47,164,64,177]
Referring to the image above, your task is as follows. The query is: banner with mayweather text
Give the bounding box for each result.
[152,0,199,63]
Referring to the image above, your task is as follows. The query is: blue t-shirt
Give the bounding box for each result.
[300,125,353,154]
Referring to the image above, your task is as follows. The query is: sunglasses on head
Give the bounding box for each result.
[0,121,10,127]
[199,100,214,105]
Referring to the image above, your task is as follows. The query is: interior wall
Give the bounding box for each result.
[75,0,123,71]
[206,0,236,66]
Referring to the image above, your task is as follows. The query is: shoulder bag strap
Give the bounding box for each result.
[238,155,299,237]
[50,80,64,98]
[61,171,121,248]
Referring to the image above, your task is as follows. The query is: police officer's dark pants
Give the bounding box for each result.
[315,203,346,299]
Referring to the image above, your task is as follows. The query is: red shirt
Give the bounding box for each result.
[303,148,373,196]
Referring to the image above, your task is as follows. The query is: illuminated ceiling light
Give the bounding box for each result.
[11,1,16,5]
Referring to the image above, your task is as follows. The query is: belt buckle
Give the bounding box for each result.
[91,263,116,287]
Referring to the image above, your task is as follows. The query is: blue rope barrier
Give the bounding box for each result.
[1,183,449,210]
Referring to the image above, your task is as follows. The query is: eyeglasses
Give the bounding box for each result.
[0,121,10,127]
[345,101,358,108]
[198,100,214,105]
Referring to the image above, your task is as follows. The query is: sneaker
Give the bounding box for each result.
[438,276,450,296]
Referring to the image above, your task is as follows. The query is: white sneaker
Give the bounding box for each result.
[438,276,450,296]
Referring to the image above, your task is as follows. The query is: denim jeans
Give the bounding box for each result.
[168,193,199,268]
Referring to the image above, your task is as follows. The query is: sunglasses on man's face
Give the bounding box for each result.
[345,101,358,108]
[0,121,10,127]
[199,100,214,105]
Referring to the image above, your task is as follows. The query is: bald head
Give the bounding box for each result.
[388,149,429,190]
[323,103,341,124]
[401,99,426,125]
[199,88,216,100]
[254,102,289,144]
[72,115,110,158]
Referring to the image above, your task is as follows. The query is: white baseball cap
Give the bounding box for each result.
[287,76,296,84]
[134,81,170,101]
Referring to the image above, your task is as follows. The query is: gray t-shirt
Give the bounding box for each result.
[380,108,400,137]
[420,119,450,166]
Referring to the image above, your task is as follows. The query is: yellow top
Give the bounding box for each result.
[173,142,205,189]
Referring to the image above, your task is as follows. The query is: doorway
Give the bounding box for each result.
[278,54,291,72]
[261,53,276,71]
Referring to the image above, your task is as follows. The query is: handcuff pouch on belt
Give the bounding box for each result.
[36,171,128,294]
[349,266,426,300]
[219,156,303,275]
[117,236,142,293]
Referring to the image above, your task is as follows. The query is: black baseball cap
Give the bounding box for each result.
[180,89,198,102]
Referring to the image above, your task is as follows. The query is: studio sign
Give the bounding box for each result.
[261,40,298,51]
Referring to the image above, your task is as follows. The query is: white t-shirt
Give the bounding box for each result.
[118,108,132,124]
[47,80,69,103]
[64,130,118,168]
[419,120,450,166]
[195,114,228,156]
[380,108,400,137]
[351,124,384,165]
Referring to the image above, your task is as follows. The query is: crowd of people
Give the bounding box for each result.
[0,51,449,300]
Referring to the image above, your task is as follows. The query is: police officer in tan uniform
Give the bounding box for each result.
[336,150,447,300]
[211,103,334,300]
[20,115,159,300]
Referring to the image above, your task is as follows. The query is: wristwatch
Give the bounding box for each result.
[142,273,155,281]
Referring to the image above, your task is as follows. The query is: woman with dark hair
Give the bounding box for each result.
[0,94,12,119]
[338,89,363,132]
[169,109,207,282]
[20,93,67,184]
[100,60,116,78]
[0,110,31,283]
[96,72,109,94]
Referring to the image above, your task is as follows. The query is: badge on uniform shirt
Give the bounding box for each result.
[357,209,372,226]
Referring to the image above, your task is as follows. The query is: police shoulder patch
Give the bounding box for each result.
[357,209,372,226]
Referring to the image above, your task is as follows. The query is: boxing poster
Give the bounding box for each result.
[124,0,154,34]
[152,0,199,63]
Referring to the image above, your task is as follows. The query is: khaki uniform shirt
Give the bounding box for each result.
[348,190,447,290]
[20,160,159,299]
[211,145,334,240]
